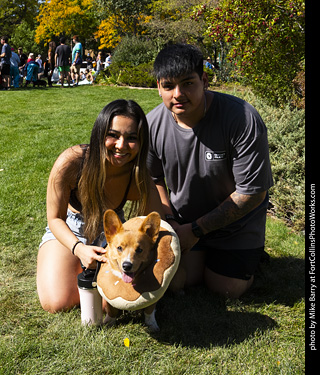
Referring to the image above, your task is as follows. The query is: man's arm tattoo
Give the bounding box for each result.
[199,191,266,234]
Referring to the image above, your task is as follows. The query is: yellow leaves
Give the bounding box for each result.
[94,12,151,50]
[95,17,122,50]
[35,0,149,49]
[142,15,153,25]
[35,0,96,45]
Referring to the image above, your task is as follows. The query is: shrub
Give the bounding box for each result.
[97,62,156,88]
[237,89,305,231]
[94,68,122,86]
[267,107,305,231]
[292,69,305,110]
[96,35,158,88]
[112,36,158,66]
[116,62,157,88]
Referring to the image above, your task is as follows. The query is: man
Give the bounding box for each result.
[10,47,20,88]
[86,53,93,69]
[105,53,112,67]
[205,57,214,70]
[1,36,12,90]
[55,37,71,87]
[71,35,83,86]
[147,44,273,298]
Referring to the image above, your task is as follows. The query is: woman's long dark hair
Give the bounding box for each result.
[78,99,150,242]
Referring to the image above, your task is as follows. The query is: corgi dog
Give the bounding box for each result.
[102,209,162,332]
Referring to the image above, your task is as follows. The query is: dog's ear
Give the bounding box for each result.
[104,209,123,243]
[139,212,161,243]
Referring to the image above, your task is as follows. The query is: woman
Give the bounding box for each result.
[96,51,103,74]
[47,41,56,87]
[37,100,164,313]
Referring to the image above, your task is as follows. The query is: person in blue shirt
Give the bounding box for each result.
[205,57,214,70]
[1,36,12,90]
[24,53,39,87]
[10,47,20,88]
[71,35,83,86]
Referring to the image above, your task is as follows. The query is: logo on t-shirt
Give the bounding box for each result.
[205,151,226,161]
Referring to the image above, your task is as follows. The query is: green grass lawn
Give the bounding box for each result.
[0,86,305,374]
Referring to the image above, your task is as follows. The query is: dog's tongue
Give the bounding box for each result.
[122,272,135,283]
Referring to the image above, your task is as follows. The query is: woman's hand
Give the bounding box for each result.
[73,243,108,269]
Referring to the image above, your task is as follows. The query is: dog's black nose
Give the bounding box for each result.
[122,261,133,272]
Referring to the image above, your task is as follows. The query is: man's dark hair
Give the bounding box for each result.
[153,44,204,81]
[60,37,66,44]
[1,36,9,43]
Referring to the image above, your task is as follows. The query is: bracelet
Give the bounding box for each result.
[71,240,83,255]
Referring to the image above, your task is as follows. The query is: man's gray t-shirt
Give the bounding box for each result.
[147,91,273,249]
[1,43,11,64]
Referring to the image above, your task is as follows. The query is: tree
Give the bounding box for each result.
[10,20,38,53]
[0,0,39,36]
[35,0,98,46]
[145,0,213,50]
[197,0,305,106]
[94,0,151,50]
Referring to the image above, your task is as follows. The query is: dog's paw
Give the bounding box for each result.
[146,321,160,332]
[144,311,160,332]
[103,314,117,328]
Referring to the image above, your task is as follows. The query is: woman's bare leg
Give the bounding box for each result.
[37,240,83,313]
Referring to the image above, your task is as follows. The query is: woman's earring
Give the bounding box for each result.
[159,93,162,97]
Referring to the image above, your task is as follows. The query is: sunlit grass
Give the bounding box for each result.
[0,86,305,374]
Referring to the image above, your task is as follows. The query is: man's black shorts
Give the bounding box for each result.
[1,63,10,76]
[191,243,267,281]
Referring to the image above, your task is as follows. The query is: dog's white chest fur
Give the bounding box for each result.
[110,269,122,279]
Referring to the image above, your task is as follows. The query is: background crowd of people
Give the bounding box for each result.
[0,35,112,90]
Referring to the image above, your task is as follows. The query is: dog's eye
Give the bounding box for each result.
[117,246,123,252]
[136,247,143,254]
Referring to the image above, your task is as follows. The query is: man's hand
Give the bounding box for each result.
[173,223,199,253]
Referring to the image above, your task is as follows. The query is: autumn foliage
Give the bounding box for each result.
[95,14,151,50]
[35,0,97,45]
[193,0,305,106]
